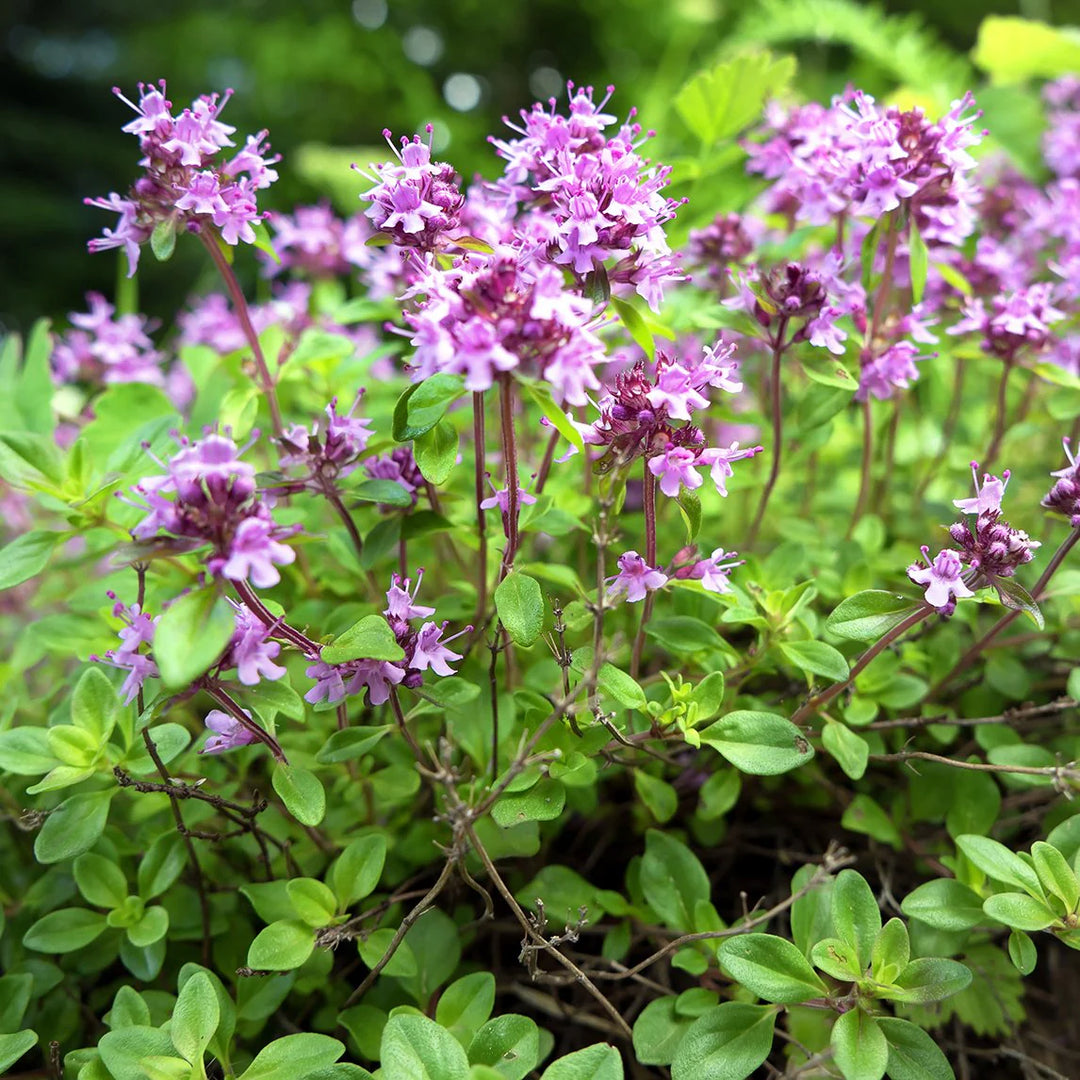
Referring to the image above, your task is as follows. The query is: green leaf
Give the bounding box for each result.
[74,853,128,909]
[381,1014,470,1080]
[349,480,414,508]
[841,793,902,850]
[779,640,849,683]
[358,928,417,978]
[286,879,339,928]
[239,1034,345,1080]
[908,220,929,306]
[800,352,858,390]
[539,1044,622,1080]
[0,1030,38,1074]
[251,679,306,723]
[825,591,918,642]
[0,974,33,1032]
[810,937,863,982]
[991,576,1044,629]
[877,1017,954,1080]
[150,218,177,261]
[272,766,326,827]
[670,1003,777,1080]
[393,374,467,442]
[641,829,710,932]
[717,935,828,1003]
[0,727,55,774]
[611,295,655,360]
[467,1015,541,1080]
[632,996,696,1066]
[495,573,545,647]
[831,1009,887,1080]
[674,51,796,145]
[320,615,405,664]
[492,779,566,827]
[822,721,869,780]
[0,529,64,590]
[569,646,647,710]
[676,491,702,545]
[972,15,1080,83]
[634,771,679,824]
[956,835,1043,897]
[521,379,584,453]
[831,870,881,972]
[246,920,315,972]
[646,617,722,656]
[1008,929,1037,975]
[316,725,393,764]
[879,957,972,1004]
[689,672,726,724]
[126,905,169,947]
[982,893,1058,932]
[699,711,814,775]
[22,908,108,953]
[871,919,910,985]
[139,1056,192,1080]
[331,834,388,908]
[98,1027,176,1080]
[436,972,496,1048]
[171,971,219,1066]
[414,420,458,484]
[153,588,235,689]
[901,880,985,932]
[1031,841,1080,910]
[71,666,120,741]
[34,789,114,864]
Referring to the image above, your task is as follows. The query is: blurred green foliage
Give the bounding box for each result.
[0,0,1074,330]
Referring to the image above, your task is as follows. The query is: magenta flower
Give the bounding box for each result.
[91,594,160,703]
[907,547,974,612]
[87,81,279,276]
[480,479,538,513]
[688,548,743,594]
[220,516,296,588]
[408,622,466,677]
[606,551,668,603]
[953,464,1008,517]
[1042,438,1080,526]
[695,443,764,497]
[384,571,436,625]
[646,362,711,421]
[200,709,258,754]
[648,446,704,498]
[227,604,286,686]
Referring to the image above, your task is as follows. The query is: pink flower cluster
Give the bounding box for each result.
[304,572,469,706]
[908,464,1040,615]
[584,340,762,498]
[87,81,279,275]
[263,203,372,278]
[124,431,297,588]
[278,394,374,486]
[1042,438,1080,527]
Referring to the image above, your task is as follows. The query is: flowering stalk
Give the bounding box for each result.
[983,356,1013,468]
[746,319,788,546]
[630,468,658,680]
[498,375,520,579]
[472,392,489,633]
[790,605,935,726]
[199,232,284,437]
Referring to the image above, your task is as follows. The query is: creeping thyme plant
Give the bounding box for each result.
[6,18,1080,1080]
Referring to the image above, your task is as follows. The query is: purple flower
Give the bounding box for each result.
[277,394,373,481]
[856,341,925,402]
[220,516,296,588]
[408,622,466,677]
[908,547,975,612]
[606,550,668,603]
[87,81,278,275]
[263,203,373,277]
[695,442,764,497]
[200,709,258,754]
[687,548,742,594]
[648,445,703,498]
[91,594,161,703]
[227,603,286,686]
[360,127,464,251]
[384,571,436,625]
[364,446,424,507]
[480,479,538,512]
[1042,438,1080,526]
[953,463,1009,517]
[646,362,710,421]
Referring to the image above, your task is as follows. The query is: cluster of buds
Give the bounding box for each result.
[908,464,1040,615]
[304,572,470,707]
[585,341,762,497]
[687,213,758,290]
[1042,438,1080,526]
[359,127,465,252]
[87,81,279,275]
[364,446,425,509]
[124,431,297,589]
[276,395,374,491]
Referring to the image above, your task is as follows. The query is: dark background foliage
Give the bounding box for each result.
[0,0,1073,332]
